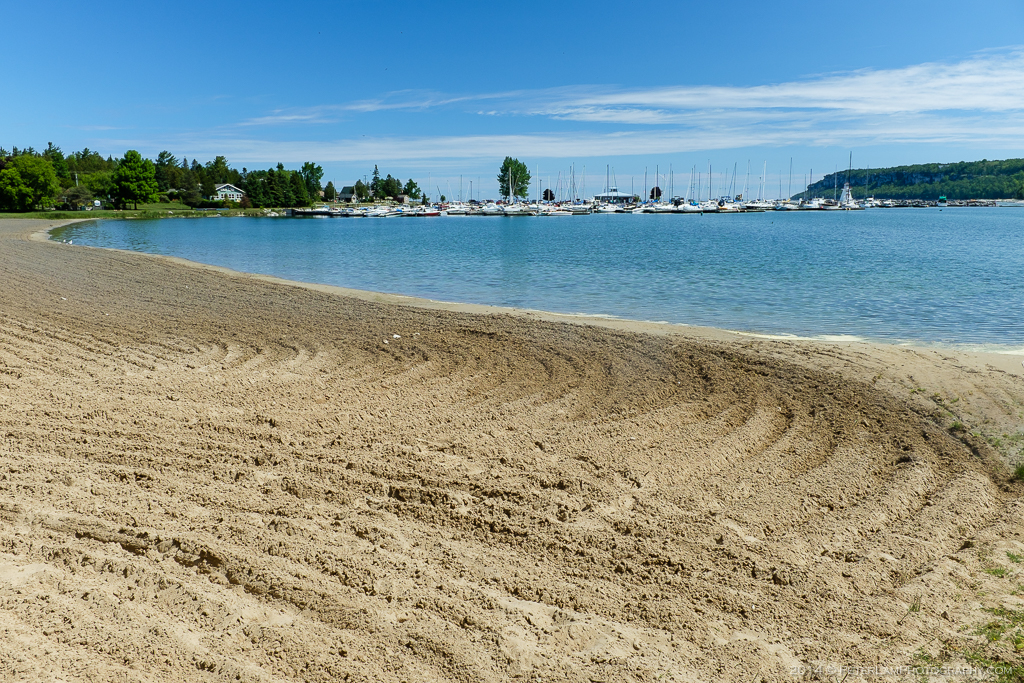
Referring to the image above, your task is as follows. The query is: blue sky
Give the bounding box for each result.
[4,0,1024,199]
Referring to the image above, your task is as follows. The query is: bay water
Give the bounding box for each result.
[55,209,1024,351]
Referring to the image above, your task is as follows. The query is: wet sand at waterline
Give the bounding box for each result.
[1,218,1022,682]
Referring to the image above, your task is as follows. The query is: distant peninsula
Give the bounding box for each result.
[797,157,1024,201]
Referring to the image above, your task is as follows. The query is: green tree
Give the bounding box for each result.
[267,164,294,207]
[84,171,114,202]
[381,174,402,199]
[300,162,324,199]
[205,156,232,183]
[178,170,202,206]
[0,156,60,211]
[0,168,34,211]
[402,178,421,199]
[43,142,71,186]
[62,185,94,209]
[266,168,284,207]
[241,170,267,207]
[497,157,530,200]
[154,151,178,191]
[370,165,382,199]
[67,148,116,176]
[290,172,311,206]
[199,169,216,200]
[111,150,158,209]
[324,181,336,201]
[354,179,369,200]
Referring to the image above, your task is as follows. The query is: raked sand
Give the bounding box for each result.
[1,218,1022,682]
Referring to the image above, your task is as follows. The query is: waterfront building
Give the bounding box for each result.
[213,183,245,202]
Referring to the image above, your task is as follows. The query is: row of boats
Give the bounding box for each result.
[294,195,867,218]
[289,178,874,216]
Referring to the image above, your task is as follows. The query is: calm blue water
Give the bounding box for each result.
[55,210,1024,349]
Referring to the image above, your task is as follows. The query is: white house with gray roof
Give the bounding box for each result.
[213,183,245,202]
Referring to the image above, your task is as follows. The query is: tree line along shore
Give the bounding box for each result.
[798,158,1024,201]
[0,145,425,213]
[2,144,1023,214]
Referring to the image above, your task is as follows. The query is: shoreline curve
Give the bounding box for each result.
[38,219,1024,374]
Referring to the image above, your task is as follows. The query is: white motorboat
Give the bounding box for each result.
[502,203,535,216]
[410,206,441,216]
[743,199,774,211]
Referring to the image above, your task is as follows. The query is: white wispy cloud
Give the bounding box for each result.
[123,112,1024,164]
[513,48,1024,123]
[238,91,515,126]
[121,48,1024,163]
[239,48,1024,128]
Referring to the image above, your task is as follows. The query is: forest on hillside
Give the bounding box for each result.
[797,158,1024,200]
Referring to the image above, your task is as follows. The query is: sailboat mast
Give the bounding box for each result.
[847,152,853,196]
[788,158,793,200]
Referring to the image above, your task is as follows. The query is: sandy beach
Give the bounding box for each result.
[1,217,1022,682]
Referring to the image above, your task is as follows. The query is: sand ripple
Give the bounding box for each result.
[1,220,1022,682]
